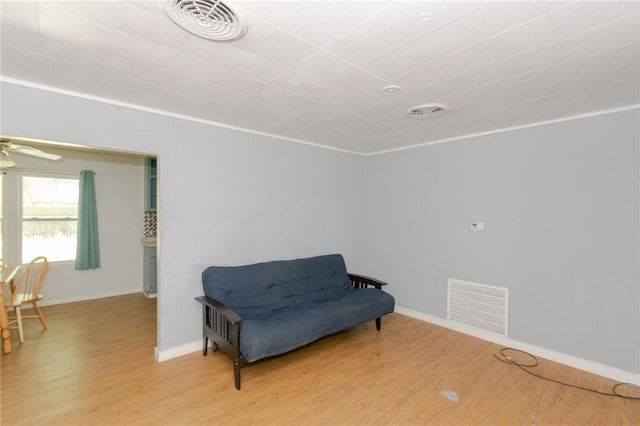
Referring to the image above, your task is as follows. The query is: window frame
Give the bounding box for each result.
[1,169,80,266]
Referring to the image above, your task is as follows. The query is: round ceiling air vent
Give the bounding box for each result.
[406,103,448,119]
[163,0,248,42]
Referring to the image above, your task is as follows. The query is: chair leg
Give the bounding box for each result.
[32,302,48,329]
[15,307,24,343]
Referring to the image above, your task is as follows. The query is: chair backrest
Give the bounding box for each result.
[11,256,49,300]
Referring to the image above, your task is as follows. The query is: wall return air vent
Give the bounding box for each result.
[163,0,248,42]
[447,278,509,337]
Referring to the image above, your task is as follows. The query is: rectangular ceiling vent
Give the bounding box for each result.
[447,278,508,337]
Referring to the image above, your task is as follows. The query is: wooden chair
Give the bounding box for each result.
[4,256,49,343]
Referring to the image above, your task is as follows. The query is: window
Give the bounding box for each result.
[2,171,79,264]
[22,176,79,262]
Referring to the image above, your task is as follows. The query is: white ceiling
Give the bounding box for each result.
[1,0,638,155]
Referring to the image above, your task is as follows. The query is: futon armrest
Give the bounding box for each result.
[348,273,388,289]
[196,295,246,389]
[195,295,243,325]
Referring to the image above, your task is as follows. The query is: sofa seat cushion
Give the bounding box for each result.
[240,288,395,362]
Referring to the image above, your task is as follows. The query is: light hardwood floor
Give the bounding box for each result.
[1,293,638,425]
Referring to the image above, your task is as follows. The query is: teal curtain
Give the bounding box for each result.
[75,170,100,270]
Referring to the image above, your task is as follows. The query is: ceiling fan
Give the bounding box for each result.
[0,139,62,168]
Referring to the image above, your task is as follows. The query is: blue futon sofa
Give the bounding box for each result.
[196,254,395,389]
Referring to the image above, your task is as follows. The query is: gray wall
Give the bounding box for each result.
[0,81,365,351]
[1,81,638,374]
[363,110,639,373]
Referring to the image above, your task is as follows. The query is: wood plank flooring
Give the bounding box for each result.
[1,293,638,425]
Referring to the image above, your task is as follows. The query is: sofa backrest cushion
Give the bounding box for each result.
[202,254,354,319]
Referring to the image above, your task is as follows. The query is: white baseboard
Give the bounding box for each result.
[395,306,640,386]
[153,305,639,386]
[155,340,202,362]
[39,288,143,307]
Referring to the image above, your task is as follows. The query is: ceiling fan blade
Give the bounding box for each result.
[9,143,62,161]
